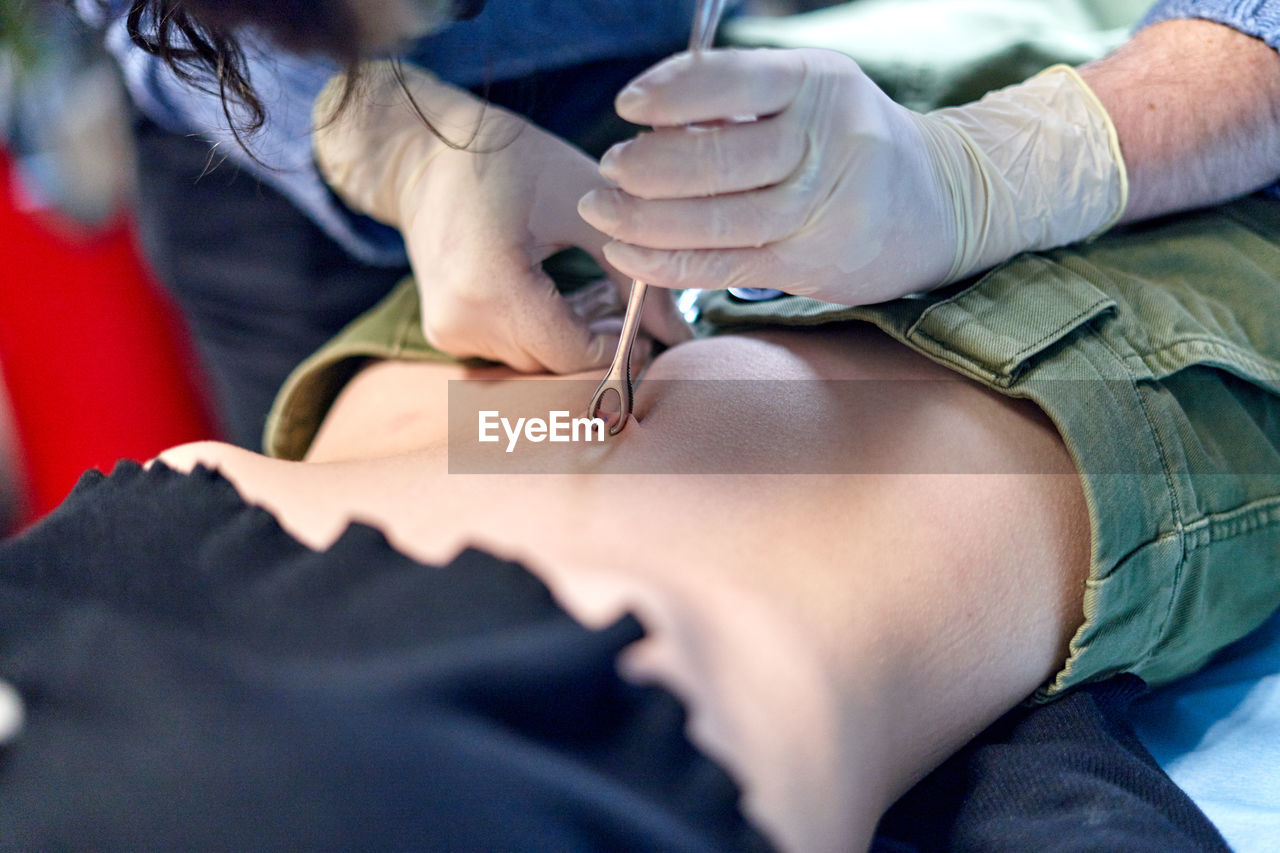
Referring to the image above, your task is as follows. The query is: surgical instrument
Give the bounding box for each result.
[586,0,728,435]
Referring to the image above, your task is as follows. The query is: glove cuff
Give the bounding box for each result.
[923,64,1129,285]
[312,62,481,227]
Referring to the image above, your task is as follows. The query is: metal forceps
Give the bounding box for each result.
[586,0,728,435]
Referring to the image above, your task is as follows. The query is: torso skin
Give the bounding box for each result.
[160,323,1089,850]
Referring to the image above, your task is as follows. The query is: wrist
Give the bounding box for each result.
[919,65,1128,285]
[313,62,479,228]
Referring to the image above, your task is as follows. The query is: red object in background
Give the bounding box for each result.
[0,147,219,527]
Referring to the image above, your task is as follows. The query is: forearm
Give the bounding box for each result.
[1081,19,1280,224]
[88,5,407,265]
[312,63,496,229]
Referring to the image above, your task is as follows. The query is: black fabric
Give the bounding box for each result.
[130,113,409,449]
[0,462,1233,850]
[872,675,1232,852]
[0,462,770,851]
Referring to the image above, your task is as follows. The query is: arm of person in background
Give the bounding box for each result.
[579,3,1280,304]
[310,61,691,373]
[1082,12,1280,224]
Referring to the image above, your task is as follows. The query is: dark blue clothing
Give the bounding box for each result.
[0,461,1233,851]
[873,676,1230,852]
[82,0,711,262]
[0,461,770,851]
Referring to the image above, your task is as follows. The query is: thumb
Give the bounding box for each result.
[575,221,636,294]
[512,269,621,374]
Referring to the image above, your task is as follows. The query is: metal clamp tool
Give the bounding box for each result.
[586,0,728,435]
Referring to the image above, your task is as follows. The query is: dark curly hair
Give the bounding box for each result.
[119,0,364,138]
[89,0,488,160]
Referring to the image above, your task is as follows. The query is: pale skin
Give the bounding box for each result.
[157,11,1276,852]
[1081,20,1280,224]
[160,323,1091,852]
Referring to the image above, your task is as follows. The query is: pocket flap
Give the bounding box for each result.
[908,254,1116,383]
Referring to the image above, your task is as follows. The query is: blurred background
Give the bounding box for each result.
[2,0,131,223]
[1,0,216,535]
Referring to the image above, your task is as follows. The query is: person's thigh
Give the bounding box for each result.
[160,322,1090,850]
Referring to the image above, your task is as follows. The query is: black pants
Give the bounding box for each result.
[130,57,654,448]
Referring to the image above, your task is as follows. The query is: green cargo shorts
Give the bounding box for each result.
[265,196,1280,700]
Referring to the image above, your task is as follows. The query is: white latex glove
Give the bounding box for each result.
[578,48,1127,303]
[314,62,690,373]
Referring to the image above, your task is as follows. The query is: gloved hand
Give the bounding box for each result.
[313,62,690,373]
[578,48,1127,304]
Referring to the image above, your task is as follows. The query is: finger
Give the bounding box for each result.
[616,48,805,127]
[640,286,696,346]
[421,316,545,373]
[419,271,613,373]
[563,276,625,326]
[506,272,620,374]
[580,182,816,251]
[599,116,807,199]
[573,227,642,295]
[602,241,793,292]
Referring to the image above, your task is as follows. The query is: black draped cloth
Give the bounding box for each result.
[0,462,1229,851]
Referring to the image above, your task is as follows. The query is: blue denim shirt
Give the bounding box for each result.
[81,0,706,263]
[84,0,1280,262]
[1141,0,1280,50]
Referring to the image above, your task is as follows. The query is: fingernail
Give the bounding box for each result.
[616,84,643,117]
[578,189,617,229]
[598,142,627,181]
[602,240,644,279]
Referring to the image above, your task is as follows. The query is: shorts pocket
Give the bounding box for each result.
[1055,199,1280,394]
[905,253,1117,386]
[905,198,1280,395]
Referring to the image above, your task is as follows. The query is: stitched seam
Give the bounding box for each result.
[904,255,1115,378]
[1092,331,1190,672]
[903,270,995,341]
[1095,527,1184,580]
[1140,336,1280,381]
[1181,494,1280,553]
[899,329,1006,385]
[1004,298,1115,372]
[1040,327,1166,697]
